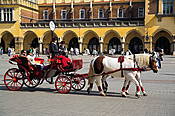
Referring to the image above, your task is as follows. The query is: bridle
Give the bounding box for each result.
[149,55,158,73]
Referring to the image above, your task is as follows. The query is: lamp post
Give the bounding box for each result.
[49,20,55,84]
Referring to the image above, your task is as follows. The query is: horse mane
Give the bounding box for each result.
[126,54,150,67]
[134,54,150,67]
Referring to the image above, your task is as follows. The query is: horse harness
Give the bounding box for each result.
[118,55,146,77]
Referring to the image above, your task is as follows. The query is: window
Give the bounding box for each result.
[61,10,67,20]
[163,0,174,14]
[43,10,48,20]
[98,9,104,19]
[138,8,144,17]
[79,9,85,19]
[118,8,124,18]
[0,8,13,22]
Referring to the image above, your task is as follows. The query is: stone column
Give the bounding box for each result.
[39,42,43,54]
[121,42,125,53]
[144,35,153,52]
[100,42,103,54]
[15,37,23,54]
[158,0,163,14]
[120,37,125,52]
[172,42,175,55]
[79,42,83,54]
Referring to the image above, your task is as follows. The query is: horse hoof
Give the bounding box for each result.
[143,93,148,96]
[100,92,106,96]
[87,88,91,95]
[121,92,127,97]
[135,94,140,98]
[125,92,129,95]
[122,94,127,97]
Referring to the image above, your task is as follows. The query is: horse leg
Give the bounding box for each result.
[121,79,130,97]
[87,64,95,95]
[87,77,95,95]
[96,76,106,96]
[126,73,141,98]
[125,81,131,95]
[135,73,147,96]
[102,75,108,93]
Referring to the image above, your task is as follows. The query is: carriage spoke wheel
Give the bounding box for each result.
[4,68,24,91]
[71,75,86,91]
[55,76,71,94]
[23,77,40,89]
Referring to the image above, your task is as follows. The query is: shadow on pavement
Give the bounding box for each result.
[0,85,139,99]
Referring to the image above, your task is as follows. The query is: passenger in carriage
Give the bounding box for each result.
[20,50,27,56]
[26,50,43,70]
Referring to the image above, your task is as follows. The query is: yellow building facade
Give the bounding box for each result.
[0,0,175,55]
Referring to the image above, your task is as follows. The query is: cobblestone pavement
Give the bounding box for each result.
[0,54,175,116]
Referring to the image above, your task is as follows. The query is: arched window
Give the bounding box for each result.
[98,9,104,19]
[88,38,100,54]
[79,9,85,19]
[129,37,143,54]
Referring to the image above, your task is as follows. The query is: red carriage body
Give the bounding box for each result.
[4,55,84,94]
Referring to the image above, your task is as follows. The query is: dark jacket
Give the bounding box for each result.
[49,42,59,57]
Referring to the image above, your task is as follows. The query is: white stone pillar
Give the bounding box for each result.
[38,38,43,54]
[172,42,175,55]
[79,42,83,54]
[100,42,103,54]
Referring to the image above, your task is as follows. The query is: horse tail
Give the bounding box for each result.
[88,60,95,85]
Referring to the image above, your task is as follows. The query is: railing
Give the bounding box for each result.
[0,0,18,4]
[20,19,144,28]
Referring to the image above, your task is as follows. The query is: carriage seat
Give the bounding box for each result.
[49,55,73,71]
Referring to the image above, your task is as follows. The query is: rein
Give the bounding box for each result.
[82,67,149,79]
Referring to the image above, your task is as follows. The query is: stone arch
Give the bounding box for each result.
[152,28,172,37]
[62,30,78,49]
[23,31,39,50]
[103,30,122,54]
[82,30,100,53]
[153,30,173,54]
[42,30,58,53]
[0,31,15,52]
[125,30,144,53]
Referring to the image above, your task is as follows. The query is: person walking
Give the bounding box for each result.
[8,47,12,57]
[0,46,3,55]
[49,38,59,58]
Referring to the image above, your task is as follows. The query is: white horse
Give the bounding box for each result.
[87,53,159,97]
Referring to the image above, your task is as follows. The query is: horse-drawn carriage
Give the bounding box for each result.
[4,52,161,97]
[4,55,86,94]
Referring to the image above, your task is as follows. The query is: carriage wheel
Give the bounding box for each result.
[4,68,24,91]
[71,75,86,91]
[55,75,71,94]
[23,76,41,89]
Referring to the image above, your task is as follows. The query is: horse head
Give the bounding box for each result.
[149,52,160,73]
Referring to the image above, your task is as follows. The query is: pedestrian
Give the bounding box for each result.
[59,41,67,56]
[29,47,33,54]
[75,48,79,55]
[49,38,59,58]
[92,48,98,56]
[0,46,3,55]
[8,47,12,56]
[36,48,39,57]
[70,47,74,55]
